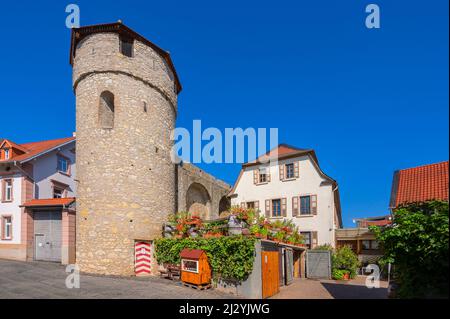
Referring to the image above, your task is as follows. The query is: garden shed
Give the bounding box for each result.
[180,249,211,287]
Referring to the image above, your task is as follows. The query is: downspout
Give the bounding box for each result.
[331,184,339,246]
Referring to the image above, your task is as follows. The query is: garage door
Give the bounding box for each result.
[34,211,62,262]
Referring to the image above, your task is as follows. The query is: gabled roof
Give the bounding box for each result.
[389,161,449,209]
[0,137,75,163]
[243,144,318,167]
[0,139,28,152]
[179,248,205,259]
[70,22,182,94]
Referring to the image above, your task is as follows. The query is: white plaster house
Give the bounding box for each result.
[229,144,342,248]
[0,137,76,263]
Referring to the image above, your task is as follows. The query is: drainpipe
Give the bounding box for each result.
[331,184,339,246]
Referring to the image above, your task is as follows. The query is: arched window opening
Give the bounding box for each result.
[99,91,115,129]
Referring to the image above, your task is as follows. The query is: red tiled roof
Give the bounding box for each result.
[358,219,392,227]
[243,144,316,167]
[0,137,75,163]
[0,139,28,153]
[180,249,205,259]
[390,161,449,208]
[22,198,76,208]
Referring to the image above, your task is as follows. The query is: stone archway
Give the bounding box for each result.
[186,183,211,220]
[218,196,230,216]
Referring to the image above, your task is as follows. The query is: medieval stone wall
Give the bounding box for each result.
[177,163,231,220]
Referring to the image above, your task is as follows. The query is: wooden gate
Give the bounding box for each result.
[284,248,294,285]
[261,251,280,299]
[306,250,331,279]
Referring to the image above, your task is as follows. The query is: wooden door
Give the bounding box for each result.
[261,251,280,299]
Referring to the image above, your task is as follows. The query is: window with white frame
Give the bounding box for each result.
[259,168,268,183]
[2,216,12,240]
[285,163,294,179]
[300,231,312,249]
[4,148,10,160]
[3,179,13,202]
[272,199,282,217]
[181,259,199,273]
[53,187,64,199]
[57,155,69,174]
[300,196,311,215]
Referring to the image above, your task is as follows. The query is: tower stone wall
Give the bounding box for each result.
[73,28,178,275]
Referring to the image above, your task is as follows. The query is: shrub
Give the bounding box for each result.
[154,236,256,281]
[371,201,449,298]
[314,244,333,251]
[332,269,350,280]
[332,246,360,279]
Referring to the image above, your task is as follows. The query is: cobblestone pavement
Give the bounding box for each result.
[271,276,388,299]
[0,259,234,299]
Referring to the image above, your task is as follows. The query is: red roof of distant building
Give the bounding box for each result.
[390,161,449,208]
[356,218,392,227]
[0,137,75,163]
[22,198,76,208]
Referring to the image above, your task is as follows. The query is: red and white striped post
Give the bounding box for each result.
[134,241,152,276]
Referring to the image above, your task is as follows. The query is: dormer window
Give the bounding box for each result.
[51,180,69,199]
[120,35,134,57]
[253,166,271,185]
[4,149,10,160]
[259,168,268,183]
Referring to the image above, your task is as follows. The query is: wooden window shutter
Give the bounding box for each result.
[253,169,259,184]
[254,200,259,211]
[265,199,271,218]
[312,231,318,248]
[279,164,285,181]
[311,195,318,215]
[241,202,246,208]
[292,196,299,216]
[267,167,271,182]
[281,198,287,217]
[294,161,299,178]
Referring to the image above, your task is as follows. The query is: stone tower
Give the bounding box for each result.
[70,22,181,275]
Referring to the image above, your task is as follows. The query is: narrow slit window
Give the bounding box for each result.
[99,91,115,129]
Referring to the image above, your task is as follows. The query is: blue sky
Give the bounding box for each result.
[0,1,448,227]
